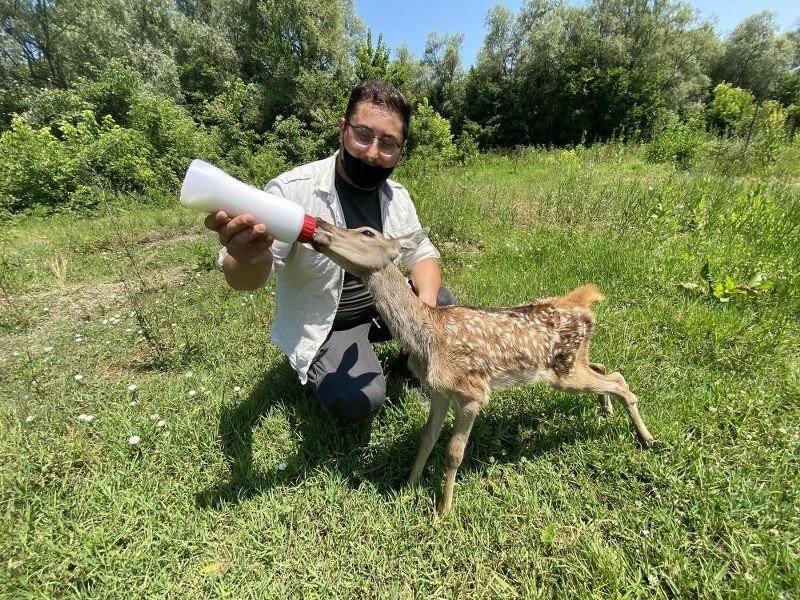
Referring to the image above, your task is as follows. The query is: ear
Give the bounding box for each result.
[398,228,429,251]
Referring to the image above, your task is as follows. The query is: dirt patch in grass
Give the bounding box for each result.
[1,265,187,362]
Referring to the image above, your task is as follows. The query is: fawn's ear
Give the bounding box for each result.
[398,228,429,251]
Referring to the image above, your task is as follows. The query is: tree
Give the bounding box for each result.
[421,31,465,125]
[713,11,794,100]
[224,0,352,127]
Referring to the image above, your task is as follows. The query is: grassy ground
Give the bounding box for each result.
[1,145,798,598]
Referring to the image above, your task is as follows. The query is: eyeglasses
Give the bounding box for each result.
[346,121,403,157]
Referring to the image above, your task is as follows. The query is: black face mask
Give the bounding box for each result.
[341,146,395,189]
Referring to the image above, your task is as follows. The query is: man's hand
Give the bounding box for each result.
[205,210,274,290]
[205,210,274,267]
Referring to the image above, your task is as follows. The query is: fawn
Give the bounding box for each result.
[311,219,653,513]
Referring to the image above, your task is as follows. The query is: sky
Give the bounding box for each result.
[354,0,800,68]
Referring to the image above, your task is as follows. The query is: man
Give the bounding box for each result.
[205,81,454,421]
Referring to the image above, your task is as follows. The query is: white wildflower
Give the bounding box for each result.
[43,346,53,353]
[150,413,159,420]
[127,384,138,392]
[233,386,241,393]
[185,371,193,378]
[187,389,197,397]
[76,414,94,423]
[156,419,166,428]
[73,374,84,382]
[128,435,141,445]
[25,415,35,423]
[278,462,288,471]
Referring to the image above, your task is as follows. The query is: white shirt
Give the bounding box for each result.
[219,151,440,384]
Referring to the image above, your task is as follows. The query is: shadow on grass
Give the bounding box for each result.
[195,355,636,509]
[195,356,420,509]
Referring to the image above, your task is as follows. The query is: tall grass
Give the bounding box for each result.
[1,144,798,597]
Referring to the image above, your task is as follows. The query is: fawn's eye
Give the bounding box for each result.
[361,229,375,238]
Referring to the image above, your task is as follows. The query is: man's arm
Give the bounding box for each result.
[410,257,442,307]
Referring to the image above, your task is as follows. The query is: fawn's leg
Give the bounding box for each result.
[407,393,449,487]
[589,362,614,416]
[605,370,653,446]
[563,364,654,446]
[438,398,483,513]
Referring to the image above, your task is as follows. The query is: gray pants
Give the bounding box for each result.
[306,285,456,421]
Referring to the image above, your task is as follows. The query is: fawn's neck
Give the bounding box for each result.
[364,265,433,358]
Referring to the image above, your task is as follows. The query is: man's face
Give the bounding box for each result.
[339,102,405,168]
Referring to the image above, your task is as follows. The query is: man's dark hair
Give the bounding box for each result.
[345,80,411,141]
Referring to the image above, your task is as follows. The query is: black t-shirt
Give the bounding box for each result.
[332,171,383,329]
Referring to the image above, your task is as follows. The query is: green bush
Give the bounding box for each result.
[69,116,158,192]
[748,100,789,170]
[0,117,81,216]
[707,83,756,136]
[240,144,289,189]
[77,61,144,128]
[647,122,709,169]
[129,92,217,184]
[24,88,92,131]
[404,99,457,168]
[264,115,325,166]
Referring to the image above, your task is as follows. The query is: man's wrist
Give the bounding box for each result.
[222,253,272,290]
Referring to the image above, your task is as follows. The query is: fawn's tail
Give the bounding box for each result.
[554,284,605,309]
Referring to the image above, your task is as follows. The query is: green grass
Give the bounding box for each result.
[1,146,799,598]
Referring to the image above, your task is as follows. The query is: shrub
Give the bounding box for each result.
[24,88,92,131]
[404,99,457,167]
[77,61,144,128]
[707,83,756,136]
[264,115,325,166]
[647,122,709,169]
[129,92,217,184]
[75,118,158,192]
[239,145,289,189]
[0,117,81,215]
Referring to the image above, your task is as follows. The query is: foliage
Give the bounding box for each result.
[647,121,709,169]
[404,99,457,168]
[706,83,756,135]
[698,262,775,303]
[1,0,800,218]
[0,118,81,216]
[712,11,795,100]
[264,115,327,166]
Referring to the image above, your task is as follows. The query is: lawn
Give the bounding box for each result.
[1,145,798,598]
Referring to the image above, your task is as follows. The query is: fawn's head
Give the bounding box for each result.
[311,218,428,278]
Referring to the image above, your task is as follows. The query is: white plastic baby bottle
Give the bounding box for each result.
[180,159,317,243]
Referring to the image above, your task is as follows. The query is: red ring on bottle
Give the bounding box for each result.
[296,213,317,243]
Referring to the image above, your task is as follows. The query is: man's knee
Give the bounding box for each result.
[437,284,456,307]
[312,373,387,421]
